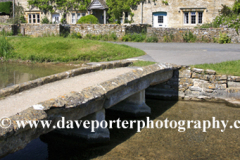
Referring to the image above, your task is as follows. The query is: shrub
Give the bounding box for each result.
[20,15,26,23]
[77,15,99,24]
[163,32,174,42]
[0,31,13,59]
[182,31,197,42]
[70,32,82,39]
[146,35,158,42]
[218,33,231,44]
[0,2,12,14]
[41,16,49,24]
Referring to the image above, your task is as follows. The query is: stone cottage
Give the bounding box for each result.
[130,0,235,28]
[14,0,108,24]
[4,0,236,27]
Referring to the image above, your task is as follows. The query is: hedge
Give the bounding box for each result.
[0,2,12,14]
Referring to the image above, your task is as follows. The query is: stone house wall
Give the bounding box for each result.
[131,0,235,28]
[147,27,240,43]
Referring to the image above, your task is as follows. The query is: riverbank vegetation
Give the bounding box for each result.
[1,36,145,62]
[191,60,240,76]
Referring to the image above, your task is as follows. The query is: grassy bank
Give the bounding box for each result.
[131,60,156,66]
[6,37,145,62]
[192,60,240,76]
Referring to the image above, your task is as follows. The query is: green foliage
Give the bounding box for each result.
[218,33,231,44]
[83,32,118,41]
[0,2,12,14]
[146,35,158,42]
[182,31,197,42]
[233,0,240,14]
[0,29,13,36]
[106,0,142,23]
[221,4,232,16]
[162,0,168,5]
[70,32,82,39]
[163,32,174,42]
[41,16,50,24]
[77,15,99,24]
[122,33,146,42]
[0,30,13,59]
[20,15,26,23]
[198,1,240,33]
[27,0,90,14]
[131,60,156,67]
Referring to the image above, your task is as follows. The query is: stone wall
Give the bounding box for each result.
[70,24,149,37]
[147,27,240,43]
[0,15,9,23]
[0,24,12,33]
[146,67,240,101]
[20,24,60,37]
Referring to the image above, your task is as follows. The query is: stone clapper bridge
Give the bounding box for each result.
[0,61,179,158]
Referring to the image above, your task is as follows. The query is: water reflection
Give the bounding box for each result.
[2,100,240,160]
[0,63,78,89]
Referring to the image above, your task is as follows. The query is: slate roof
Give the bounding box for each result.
[87,0,108,10]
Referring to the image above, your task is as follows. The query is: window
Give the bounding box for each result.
[184,12,188,24]
[125,12,128,19]
[33,14,36,23]
[37,14,40,23]
[198,12,203,24]
[28,13,41,24]
[28,14,31,23]
[72,13,76,24]
[191,12,196,24]
[77,13,81,21]
[82,13,86,16]
[158,16,163,23]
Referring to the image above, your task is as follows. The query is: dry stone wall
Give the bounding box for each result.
[0,24,12,33]
[146,67,240,101]
[70,24,149,37]
[20,24,60,37]
[147,27,240,43]
[0,15,9,23]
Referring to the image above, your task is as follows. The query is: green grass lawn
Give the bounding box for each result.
[7,37,145,62]
[192,60,240,76]
[131,60,156,67]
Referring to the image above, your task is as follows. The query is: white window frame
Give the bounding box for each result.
[28,13,41,24]
[77,13,81,21]
[72,13,76,24]
[191,12,196,24]
[198,12,203,24]
[184,12,188,24]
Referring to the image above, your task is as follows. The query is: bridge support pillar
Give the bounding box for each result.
[54,109,110,143]
[109,90,151,117]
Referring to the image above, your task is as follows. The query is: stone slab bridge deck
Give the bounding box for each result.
[0,62,179,158]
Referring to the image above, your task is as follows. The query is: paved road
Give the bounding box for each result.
[115,42,240,65]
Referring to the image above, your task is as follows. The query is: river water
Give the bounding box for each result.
[0,63,78,89]
[2,100,240,160]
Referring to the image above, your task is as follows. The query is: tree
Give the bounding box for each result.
[27,0,90,15]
